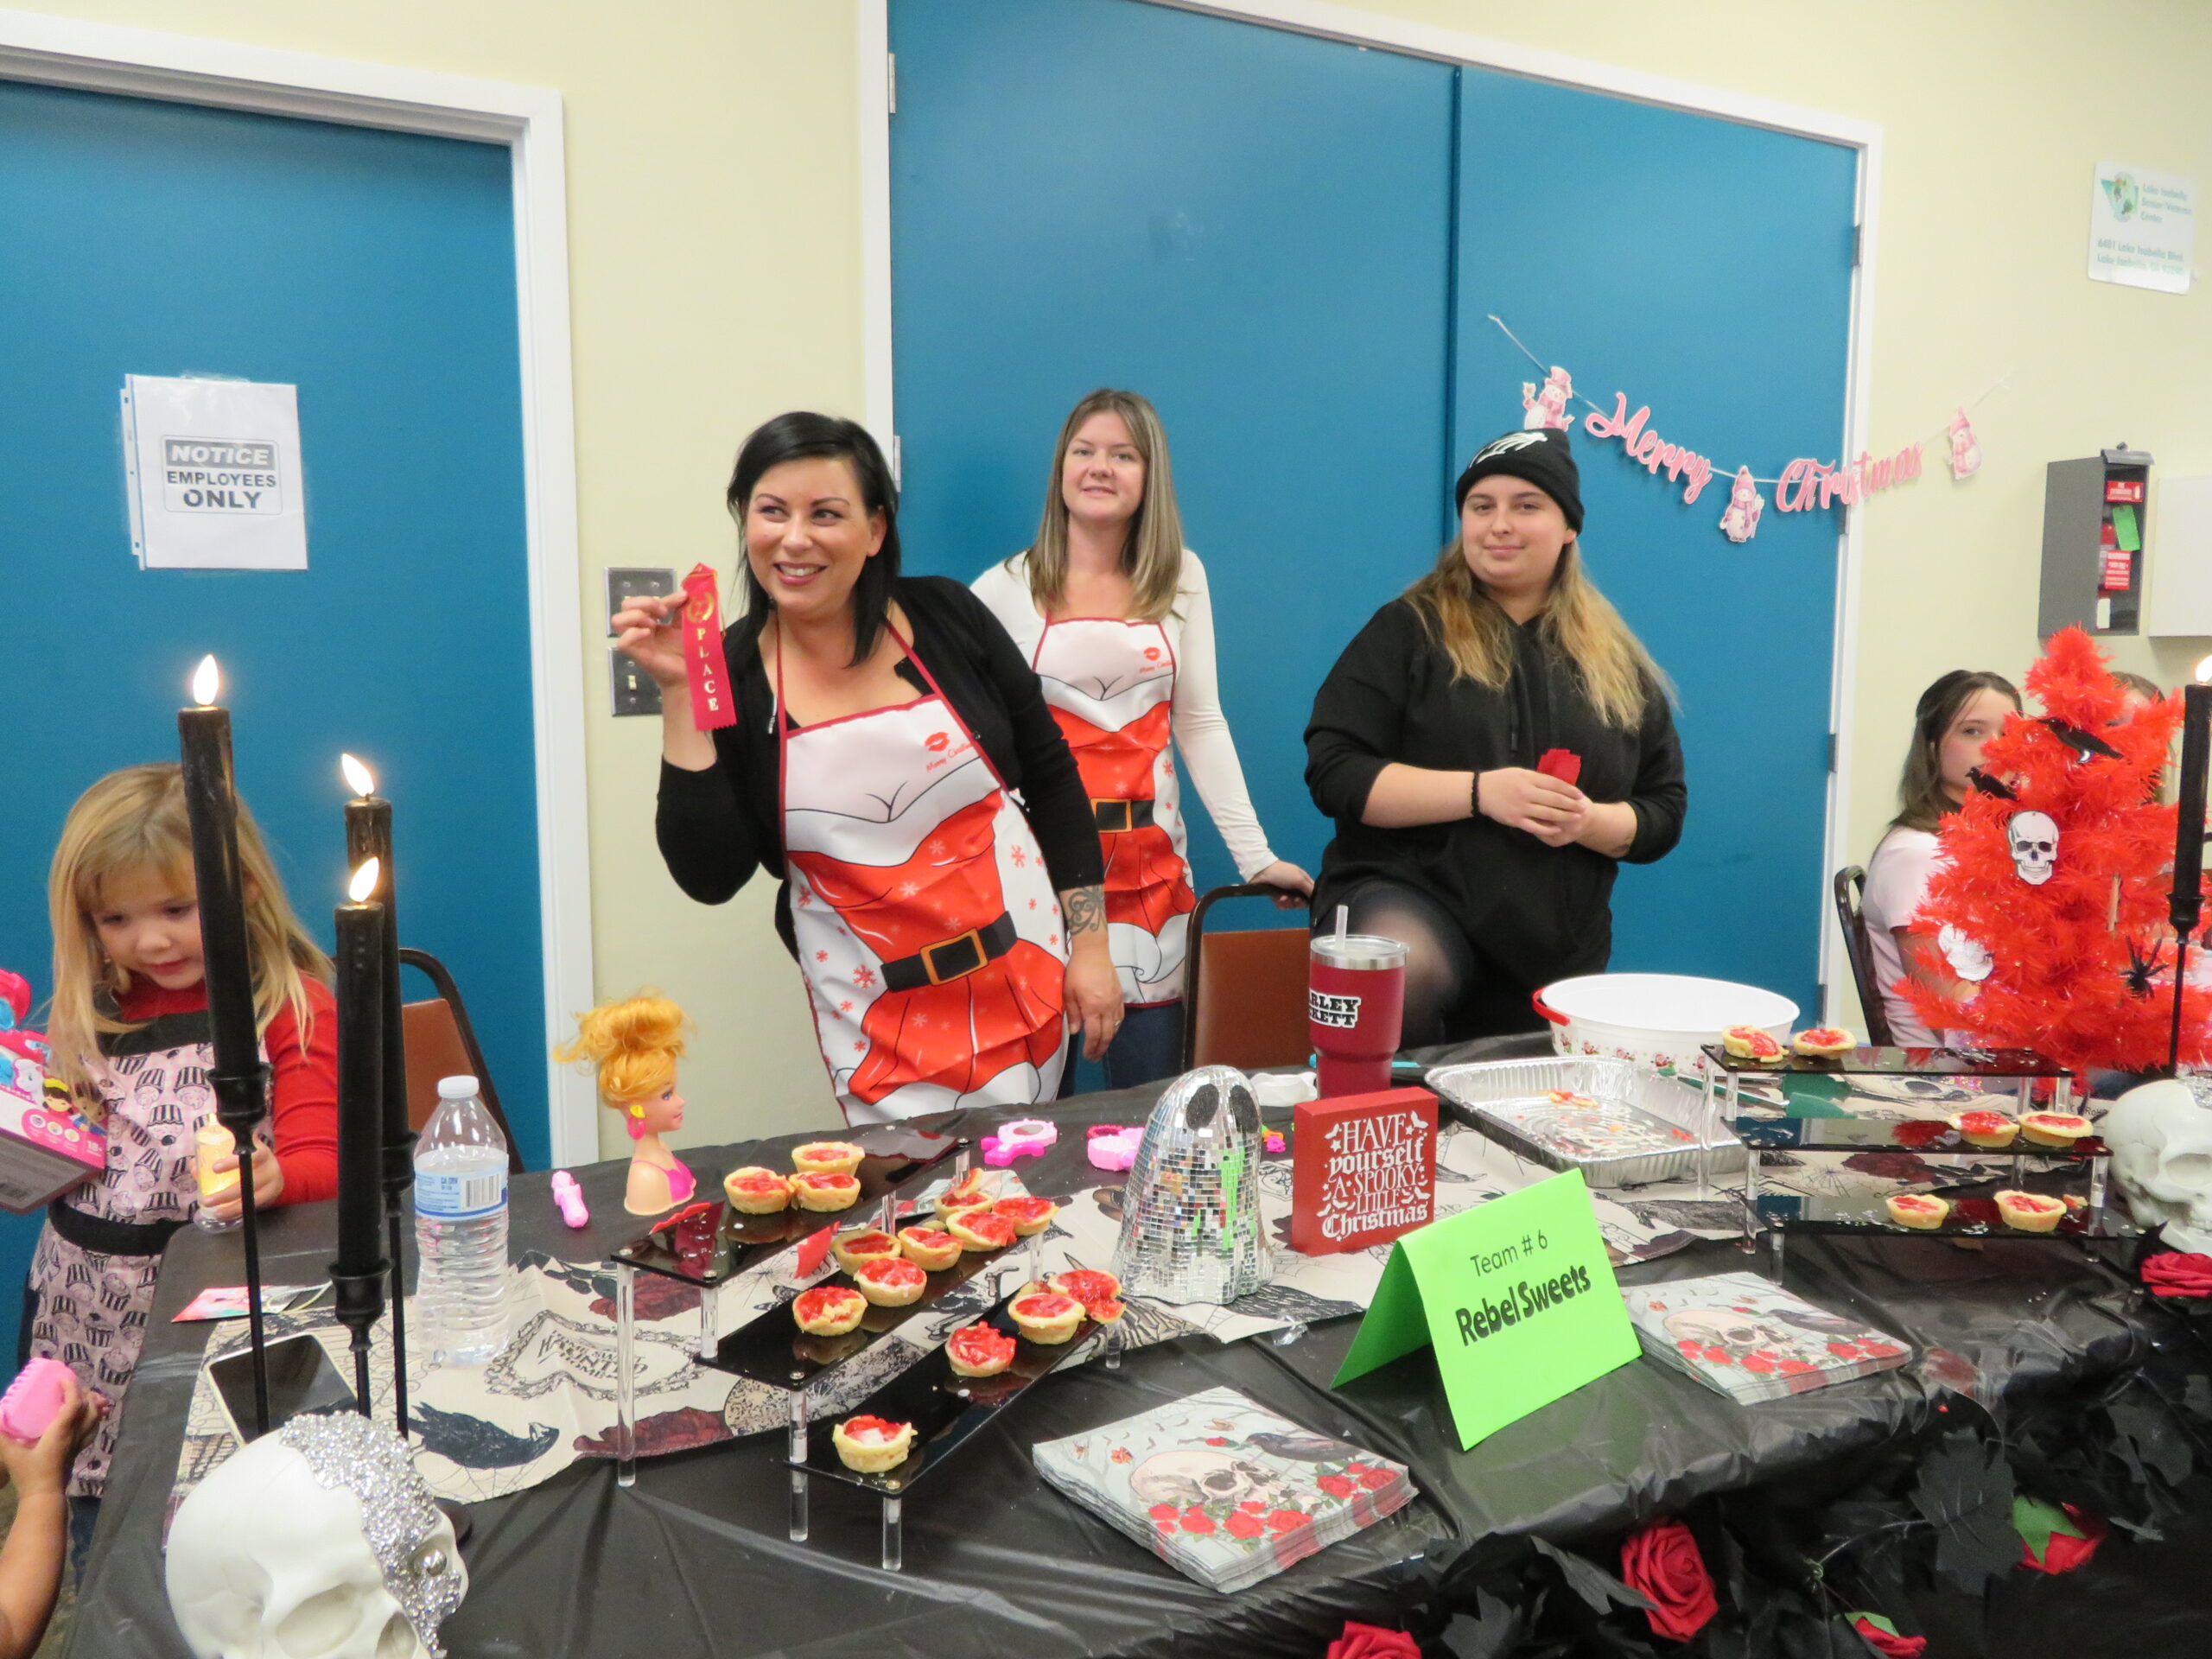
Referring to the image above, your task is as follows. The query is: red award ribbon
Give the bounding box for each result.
[678,563,738,731]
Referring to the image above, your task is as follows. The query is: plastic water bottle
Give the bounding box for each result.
[413,1075,510,1364]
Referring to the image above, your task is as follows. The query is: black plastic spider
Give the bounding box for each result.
[2122,936,2169,997]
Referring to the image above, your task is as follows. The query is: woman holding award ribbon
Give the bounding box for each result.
[974,389,1310,1087]
[1304,427,1686,1046]
[616,413,1118,1123]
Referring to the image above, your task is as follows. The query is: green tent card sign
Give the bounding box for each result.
[1332,1168,1638,1450]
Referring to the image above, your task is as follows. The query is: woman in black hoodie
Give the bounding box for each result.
[1304,428,1686,1045]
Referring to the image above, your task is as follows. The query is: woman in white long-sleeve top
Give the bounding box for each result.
[973,388,1312,1087]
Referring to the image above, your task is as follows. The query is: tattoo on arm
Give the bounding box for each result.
[1061,886,1105,936]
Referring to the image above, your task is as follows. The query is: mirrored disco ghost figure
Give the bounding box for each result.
[166,1410,467,1659]
[1112,1065,1270,1305]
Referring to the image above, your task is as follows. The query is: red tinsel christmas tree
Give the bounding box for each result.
[1904,627,2208,1075]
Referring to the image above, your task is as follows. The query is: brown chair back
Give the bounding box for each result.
[1831,865,1896,1046]
[399,948,526,1173]
[1182,885,1312,1072]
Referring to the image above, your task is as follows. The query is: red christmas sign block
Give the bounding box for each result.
[1291,1086,1437,1257]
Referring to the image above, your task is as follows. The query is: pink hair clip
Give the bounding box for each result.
[550,1170,590,1230]
[1085,1123,1142,1172]
[982,1117,1058,1166]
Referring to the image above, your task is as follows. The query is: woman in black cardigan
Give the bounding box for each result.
[1304,428,1686,1045]
[615,413,1119,1122]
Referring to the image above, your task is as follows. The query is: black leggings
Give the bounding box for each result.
[1337,880,1548,1047]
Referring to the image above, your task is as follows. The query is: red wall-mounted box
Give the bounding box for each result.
[1289,1085,1436,1256]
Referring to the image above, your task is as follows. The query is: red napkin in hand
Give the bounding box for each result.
[1537,748,1582,785]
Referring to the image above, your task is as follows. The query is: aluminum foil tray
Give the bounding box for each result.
[1428,1055,1741,1187]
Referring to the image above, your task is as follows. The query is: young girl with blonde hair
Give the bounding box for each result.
[556,995,695,1215]
[973,388,1311,1086]
[1305,428,1687,1045]
[27,763,337,1543]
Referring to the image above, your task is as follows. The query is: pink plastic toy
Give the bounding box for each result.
[1263,1131,1287,1154]
[550,1169,590,1229]
[982,1118,1058,1166]
[1085,1123,1142,1173]
[0,1357,74,1446]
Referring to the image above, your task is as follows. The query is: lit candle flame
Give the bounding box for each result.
[340,753,376,798]
[191,655,220,707]
[348,857,381,904]
[2196,654,2212,685]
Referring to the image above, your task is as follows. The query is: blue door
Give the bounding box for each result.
[887,0,1457,930]
[0,83,545,1360]
[1452,71,1859,1015]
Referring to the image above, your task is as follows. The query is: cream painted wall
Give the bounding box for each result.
[22,0,2212,1135]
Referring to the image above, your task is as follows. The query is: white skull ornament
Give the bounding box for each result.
[2102,1079,2212,1254]
[2006,811,2059,886]
[166,1412,466,1659]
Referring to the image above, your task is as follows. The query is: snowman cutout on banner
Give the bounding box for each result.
[1948,409,1983,480]
[1717,467,1764,543]
[1520,365,1575,431]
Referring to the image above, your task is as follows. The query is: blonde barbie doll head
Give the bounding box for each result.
[556,995,692,1214]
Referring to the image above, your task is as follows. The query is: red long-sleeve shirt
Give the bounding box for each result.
[115,977,340,1204]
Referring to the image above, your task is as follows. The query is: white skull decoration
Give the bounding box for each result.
[166,1412,466,1659]
[2102,1080,2212,1254]
[2006,811,2059,886]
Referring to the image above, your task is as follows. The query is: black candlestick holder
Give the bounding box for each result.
[212,1062,272,1433]
[328,1262,390,1413]
[381,1135,416,1439]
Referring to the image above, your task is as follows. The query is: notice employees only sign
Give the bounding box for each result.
[124,374,308,569]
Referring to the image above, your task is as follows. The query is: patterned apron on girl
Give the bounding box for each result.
[1031,617,1197,1006]
[779,627,1069,1123]
[26,1009,238,1497]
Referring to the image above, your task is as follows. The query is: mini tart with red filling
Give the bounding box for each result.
[1007,1287,1084,1344]
[1948,1109,2019,1149]
[1792,1027,1854,1058]
[897,1225,962,1271]
[1993,1189,2067,1233]
[791,1172,861,1211]
[722,1166,791,1214]
[2019,1111,2094,1149]
[1885,1192,1950,1230]
[1721,1026,1785,1063]
[992,1195,1058,1237]
[944,1321,1017,1378]
[792,1286,867,1336]
[946,1210,1019,1253]
[933,1169,998,1220]
[831,1414,915,1474]
[791,1141,865,1178]
[1048,1268,1125,1324]
[830,1228,901,1272]
[855,1255,929,1306]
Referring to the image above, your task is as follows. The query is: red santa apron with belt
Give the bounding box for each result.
[1030,618,1196,1007]
[779,628,1069,1123]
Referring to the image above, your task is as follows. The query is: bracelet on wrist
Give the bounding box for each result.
[1469,771,1483,821]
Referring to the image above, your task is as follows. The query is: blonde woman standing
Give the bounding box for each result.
[974,389,1311,1087]
[1304,428,1687,1046]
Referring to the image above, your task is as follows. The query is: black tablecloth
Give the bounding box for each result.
[71,1070,2151,1658]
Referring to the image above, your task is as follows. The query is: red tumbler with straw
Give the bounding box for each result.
[1309,906,1408,1099]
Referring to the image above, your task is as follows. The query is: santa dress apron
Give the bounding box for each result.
[779,626,1069,1123]
[26,1007,237,1497]
[1031,617,1197,1006]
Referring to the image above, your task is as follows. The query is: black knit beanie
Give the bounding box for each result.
[1453,427,1584,533]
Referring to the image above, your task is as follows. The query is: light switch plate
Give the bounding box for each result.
[606,567,677,716]
[605,566,677,635]
[610,647,663,717]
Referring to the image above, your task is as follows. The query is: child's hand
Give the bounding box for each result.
[204,1142,285,1222]
[0,1374,101,1503]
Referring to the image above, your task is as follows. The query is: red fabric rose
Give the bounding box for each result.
[2019,1503,2106,1573]
[1847,1612,1927,1656]
[1224,1510,1264,1539]
[1324,1621,1420,1659]
[1179,1506,1215,1535]
[2141,1251,2212,1298]
[1619,1517,1719,1643]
